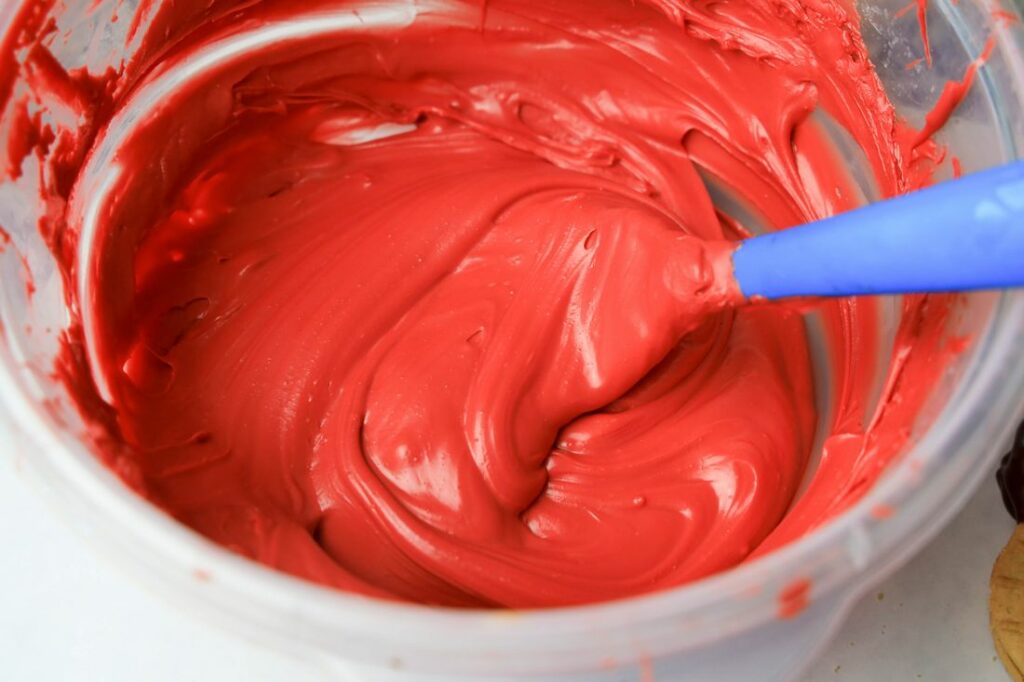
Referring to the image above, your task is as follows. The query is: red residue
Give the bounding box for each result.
[6,102,46,178]
[951,156,963,178]
[0,225,35,297]
[779,578,812,619]
[904,57,924,71]
[23,43,95,115]
[993,9,1018,27]
[193,568,213,582]
[0,0,58,113]
[127,0,155,44]
[20,43,119,197]
[945,334,971,354]
[20,252,35,298]
[895,0,931,67]
[639,655,655,682]
[913,39,996,148]
[870,503,895,520]
[40,395,69,429]
[916,0,932,67]
[1,26,120,186]
[894,2,915,19]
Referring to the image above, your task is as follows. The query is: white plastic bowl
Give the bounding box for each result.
[1,1,1023,680]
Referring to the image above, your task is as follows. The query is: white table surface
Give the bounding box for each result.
[0,440,1015,682]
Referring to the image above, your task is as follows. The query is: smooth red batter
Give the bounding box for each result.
[1,0,969,607]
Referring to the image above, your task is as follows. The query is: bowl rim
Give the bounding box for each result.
[1,0,1024,672]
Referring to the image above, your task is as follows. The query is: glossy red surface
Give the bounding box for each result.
[0,0,968,607]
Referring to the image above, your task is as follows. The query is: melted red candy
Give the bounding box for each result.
[0,0,970,607]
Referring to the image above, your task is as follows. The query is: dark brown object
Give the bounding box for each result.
[997,422,1024,522]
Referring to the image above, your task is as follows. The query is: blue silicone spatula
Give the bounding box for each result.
[730,161,1024,299]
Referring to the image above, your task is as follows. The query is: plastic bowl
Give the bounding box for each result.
[1,1,1023,680]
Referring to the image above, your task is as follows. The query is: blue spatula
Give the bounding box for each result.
[731,161,1024,299]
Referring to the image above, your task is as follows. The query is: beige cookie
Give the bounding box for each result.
[991,524,1024,682]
